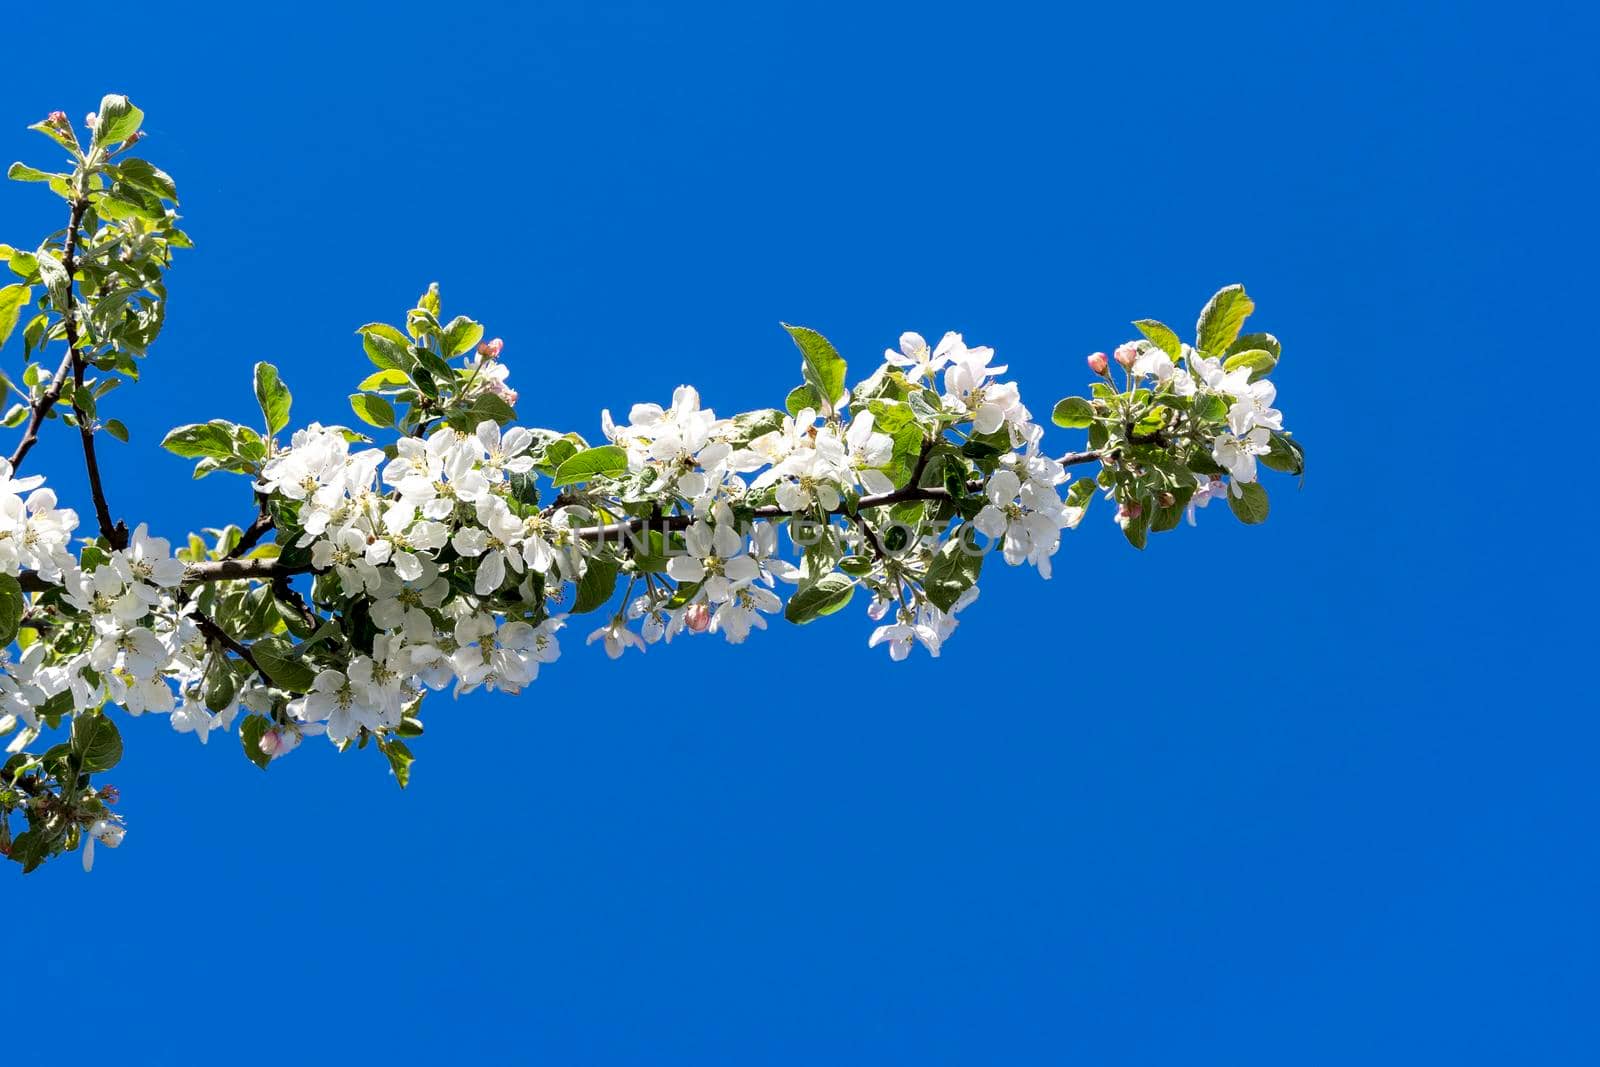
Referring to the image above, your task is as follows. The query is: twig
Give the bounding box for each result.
[191,609,263,678]
[7,200,89,474]
[225,507,275,561]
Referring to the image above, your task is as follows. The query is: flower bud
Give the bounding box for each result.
[84,112,98,130]
[125,130,144,145]
[1118,501,1143,521]
[47,111,68,127]
[258,730,284,757]
[486,380,518,405]
[1087,352,1109,375]
[477,337,504,360]
[98,785,120,805]
[1113,342,1140,369]
[685,602,712,633]
[1157,492,1175,508]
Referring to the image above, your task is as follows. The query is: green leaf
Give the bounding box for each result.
[379,737,414,788]
[1196,284,1255,356]
[253,362,293,435]
[924,527,984,612]
[572,557,621,614]
[70,712,122,773]
[783,572,855,624]
[785,383,820,417]
[357,368,411,391]
[348,393,396,429]
[552,444,628,487]
[0,574,23,646]
[783,324,848,409]
[1228,481,1270,524]
[1051,396,1095,429]
[440,316,484,358]
[1261,432,1305,476]
[418,283,441,319]
[5,163,53,183]
[34,247,69,307]
[1221,348,1277,381]
[358,324,413,372]
[252,637,317,693]
[1226,331,1280,361]
[1133,319,1183,359]
[203,652,239,713]
[239,715,272,771]
[93,94,143,146]
[103,418,129,443]
[1121,506,1149,549]
[0,284,30,351]
[161,422,236,460]
[1193,393,1229,423]
[114,158,177,201]
[727,408,786,447]
[445,391,518,431]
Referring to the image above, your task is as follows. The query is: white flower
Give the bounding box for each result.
[587,618,645,659]
[629,594,686,644]
[603,385,727,471]
[1211,428,1271,486]
[370,572,450,641]
[452,497,526,595]
[81,816,126,873]
[0,645,49,729]
[474,420,537,482]
[89,621,168,681]
[311,525,384,597]
[666,504,759,603]
[709,584,781,644]
[845,411,896,496]
[1192,356,1253,397]
[297,667,385,744]
[1185,475,1227,526]
[170,695,221,744]
[1226,379,1283,435]
[869,618,940,661]
[450,614,561,694]
[123,523,187,588]
[971,459,1072,577]
[1131,347,1196,397]
[941,343,1028,439]
[884,331,966,384]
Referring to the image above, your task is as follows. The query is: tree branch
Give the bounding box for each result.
[191,609,262,677]
[13,450,1105,594]
[7,200,88,474]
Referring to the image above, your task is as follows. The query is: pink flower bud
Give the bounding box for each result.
[1118,502,1143,521]
[685,602,712,633]
[1087,352,1109,375]
[1113,343,1140,369]
[47,111,67,126]
[477,337,504,360]
[486,380,518,405]
[84,112,98,130]
[258,730,283,757]
[99,785,120,805]
[125,130,144,145]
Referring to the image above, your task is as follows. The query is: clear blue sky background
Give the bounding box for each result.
[4,2,1593,1063]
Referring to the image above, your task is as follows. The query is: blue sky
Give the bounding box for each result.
[3,1,1593,1063]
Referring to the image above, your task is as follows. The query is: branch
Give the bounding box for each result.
[191,609,263,678]
[7,200,88,473]
[225,508,274,560]
[60,204,124,549]
[12,450,1105,594]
